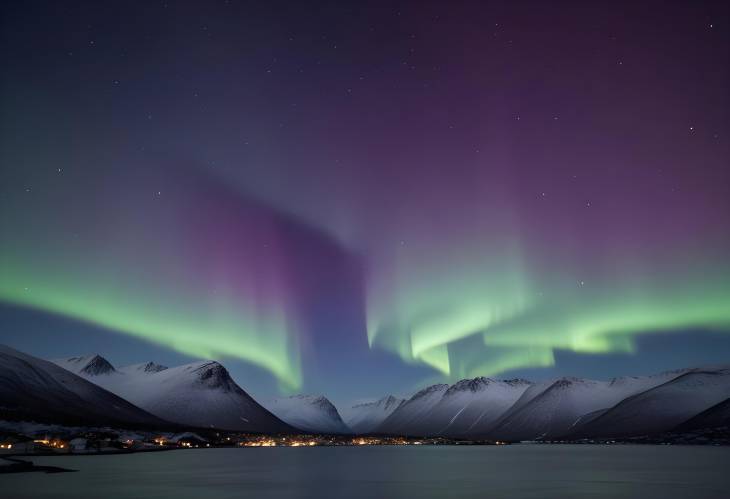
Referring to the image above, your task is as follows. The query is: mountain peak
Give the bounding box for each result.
[552,376,586,388]
[73,354,115,376]
[309,395,341,417]
[411,383,449,401]
[351,394,403,410]
[504,378,532,386]
[190,361,238,391]
[445,377,492,396]
[266,394,349,434]
[286,394,339,414]
[142,361,168,373]
[310,395,330,405]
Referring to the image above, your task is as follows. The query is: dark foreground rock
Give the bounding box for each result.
[0,456,77,474]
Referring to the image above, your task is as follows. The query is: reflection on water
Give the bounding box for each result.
[3,445,730,499]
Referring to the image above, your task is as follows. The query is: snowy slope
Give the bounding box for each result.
[419,378,533,437]
[490,370,687,441]
[487,378,555,432]
[568,367,730,438]
[342,395,405,434]
[53,355,293,433]
[375,384,449,436]
[489,378,614,441]
[371,378,531,438]
[0,345,166,428]
[263,395,350,434]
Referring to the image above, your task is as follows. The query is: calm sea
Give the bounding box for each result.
[3,445,729,498]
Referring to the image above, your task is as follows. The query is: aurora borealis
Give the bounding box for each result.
[1,1,729,403]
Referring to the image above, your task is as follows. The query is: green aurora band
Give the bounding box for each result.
[2,156,729,390]
[0,247,302,391]
[365,243,730,380]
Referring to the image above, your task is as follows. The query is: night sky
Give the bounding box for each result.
[1,1,729,407]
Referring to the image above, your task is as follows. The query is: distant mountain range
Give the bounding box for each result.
[372,367,730,441]
[1,344,729,440]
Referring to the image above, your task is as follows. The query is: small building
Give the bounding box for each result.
[32,437,70,453]
[0,432,36,453]
[169,432,208,448]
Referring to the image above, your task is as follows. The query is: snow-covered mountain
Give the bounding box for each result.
[53,355,293,433]
[488,378,622,441]
[419,378,532,437]
[375,384,450,436]
[263,395,350,434]
[0,345,166,428]
[9,344,729,440]
[372,378,532,437]
[567,367,730,439]
[342,395,405,434]
[368,369,703,440]
[489,369,688,441]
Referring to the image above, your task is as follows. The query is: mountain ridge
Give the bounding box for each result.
[4,344,729,440]
[52,353,294,433]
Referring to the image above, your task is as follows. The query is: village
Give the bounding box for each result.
[0,427,504,456]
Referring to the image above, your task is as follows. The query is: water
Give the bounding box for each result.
[3,445,729,498]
